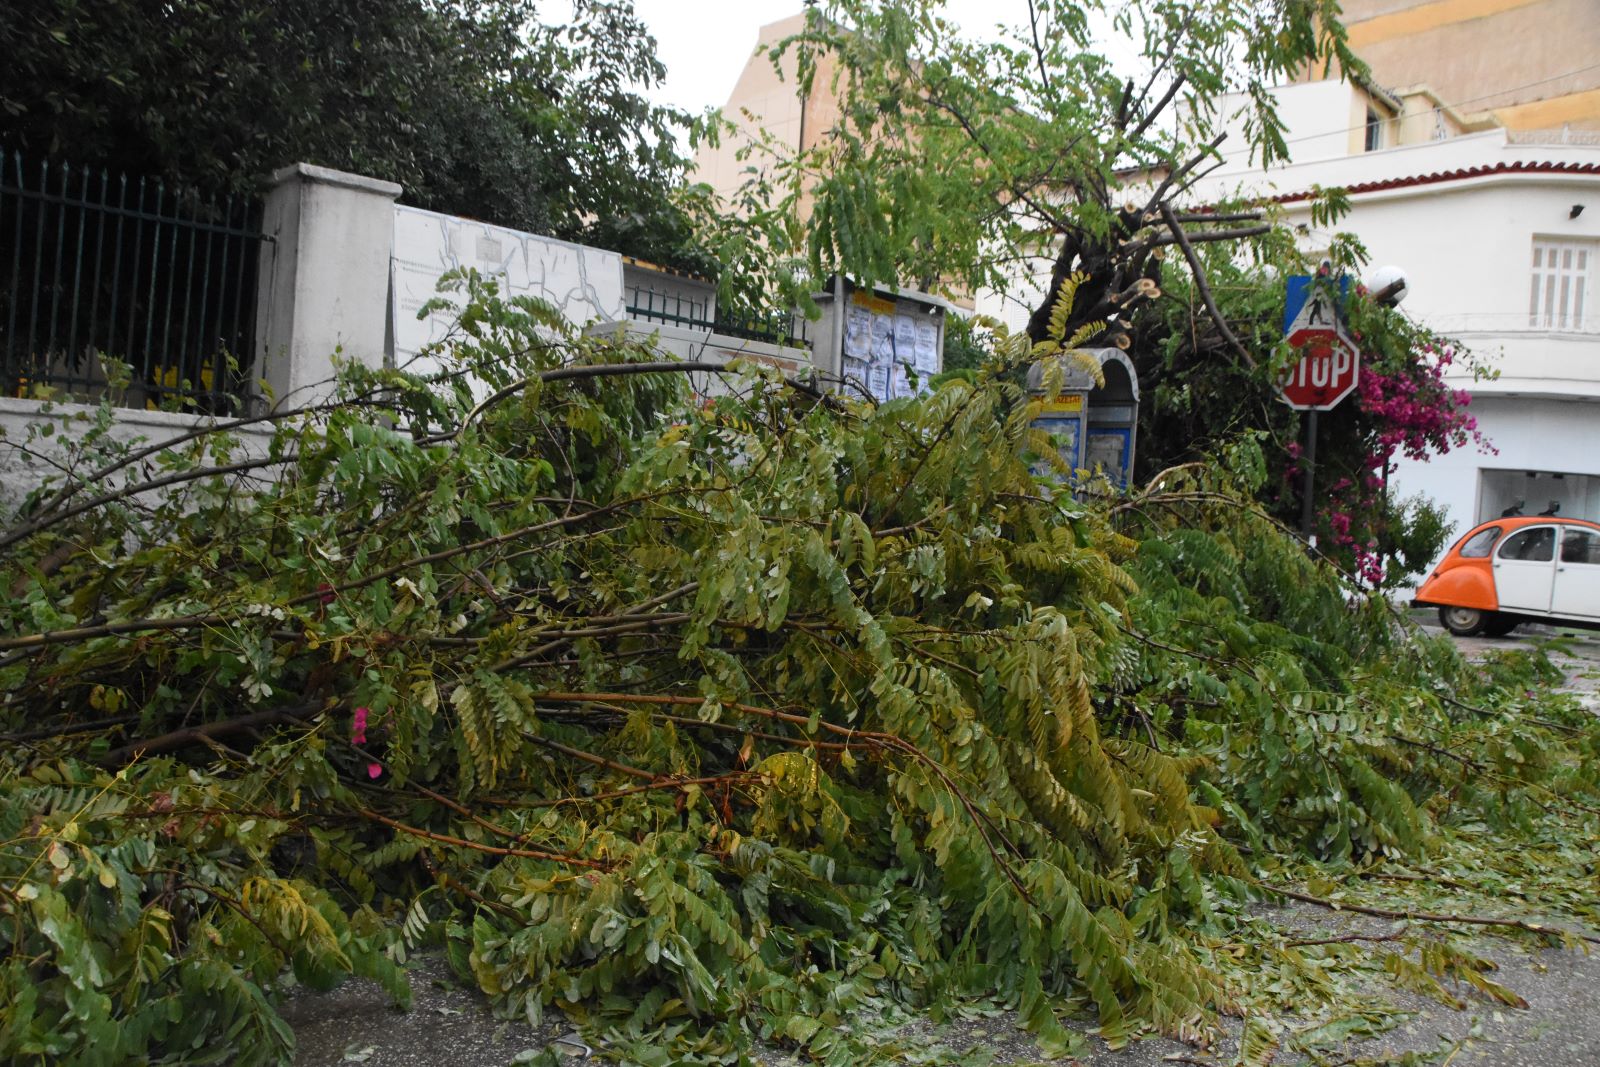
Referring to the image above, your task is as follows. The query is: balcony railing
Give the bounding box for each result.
[626,286,813,349]
[1421,312,1600,336]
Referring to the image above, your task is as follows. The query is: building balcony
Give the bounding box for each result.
[1426,320,1600,398]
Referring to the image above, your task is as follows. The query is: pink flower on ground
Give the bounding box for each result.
[352,706,369,745]
[367,762,383,779]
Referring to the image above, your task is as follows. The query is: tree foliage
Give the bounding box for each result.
[1130,226,1488,583]
[0,0,709,271]
[1,280,1595,1064]
[708,0,1358,332]
[704,1,1481,578]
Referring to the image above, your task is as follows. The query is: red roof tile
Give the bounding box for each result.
[1269,160,1600,204]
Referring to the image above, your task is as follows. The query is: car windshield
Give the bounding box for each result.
[1498,526,1555,562]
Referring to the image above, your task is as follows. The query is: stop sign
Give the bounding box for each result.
[1278,326,1359,410]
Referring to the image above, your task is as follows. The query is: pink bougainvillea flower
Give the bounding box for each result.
[367,762,383,779]
[352,706,369,745]
[317,583,336,605]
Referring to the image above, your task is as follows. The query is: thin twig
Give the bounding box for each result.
[1259,882,1600,945]
[354,806,609,869]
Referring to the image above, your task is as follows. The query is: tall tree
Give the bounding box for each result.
[703,1,1481,579]
[0,0,709,270]
[706,0,1358,344]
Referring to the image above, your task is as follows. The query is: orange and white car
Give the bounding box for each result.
[1414,516,1600,636]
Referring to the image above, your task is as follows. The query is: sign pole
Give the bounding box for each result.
[1300,409,1318,544]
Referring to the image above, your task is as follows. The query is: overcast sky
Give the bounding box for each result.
[540,1,1120,117]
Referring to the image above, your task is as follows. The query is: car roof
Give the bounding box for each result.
[1467,515,1600,534]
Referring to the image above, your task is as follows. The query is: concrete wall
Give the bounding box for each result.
[1337,0,1600,132]
[623,260,717,327]
[0,396,276,518]
[389,204,626,379]
[584,320,812,400]
[254,164,401,409]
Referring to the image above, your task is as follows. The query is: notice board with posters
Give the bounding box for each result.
[828,282,947,402]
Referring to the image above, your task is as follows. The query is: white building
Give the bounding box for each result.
[1190,75,1600,542]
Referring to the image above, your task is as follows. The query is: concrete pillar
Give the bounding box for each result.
[254,164,401,408]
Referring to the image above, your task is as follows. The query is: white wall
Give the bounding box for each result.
[0,397,275,517]
[1209,80,1363,167]
[390,205,626,376]
[255,164,402,409]
[1182,86,1600,569]
[1388,395,1600,537]
[1268,175,1600,397]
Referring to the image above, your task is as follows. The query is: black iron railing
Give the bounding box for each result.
[0,149,267,412]
[626,285,812,349]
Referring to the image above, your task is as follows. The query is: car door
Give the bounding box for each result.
[1552,526,1600,621]
[1493,525,1558,614]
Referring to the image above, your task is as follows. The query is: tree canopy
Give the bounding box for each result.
[706,0,1359,333]
[0,0,710,271]
[703,0,1480,580]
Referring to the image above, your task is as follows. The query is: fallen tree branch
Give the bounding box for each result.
[531,690,1039,909]
[1159,202,1257,370]
[1259,882,1600,945]
[102,702,322,764]
[354,806,609,869]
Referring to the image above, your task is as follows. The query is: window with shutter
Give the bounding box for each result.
[1529,239,1594,331]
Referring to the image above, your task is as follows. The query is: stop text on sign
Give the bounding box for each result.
[1278,326,1359,411]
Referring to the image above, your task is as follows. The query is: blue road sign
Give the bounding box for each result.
[1283,274,1351,334]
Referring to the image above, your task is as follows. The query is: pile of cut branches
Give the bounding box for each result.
[3,278,1596,1066]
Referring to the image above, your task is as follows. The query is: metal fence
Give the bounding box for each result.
[626,284,813,350]
[0,149,267,412]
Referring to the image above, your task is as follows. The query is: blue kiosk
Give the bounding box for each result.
[1026,349,1140,488]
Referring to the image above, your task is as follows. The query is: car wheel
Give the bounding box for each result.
[1439,606,1486,636]
[1483,615,1520,638]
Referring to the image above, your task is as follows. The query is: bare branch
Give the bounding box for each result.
[1158,202,1257,370]
[1127,72,1187,143]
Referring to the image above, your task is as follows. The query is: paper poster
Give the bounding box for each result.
[844,305,872,360]
[843,356,870,387]
[867,361,891,400]
[894,314,918,362]
[870,313,895,363]
[889,362,911,399]
[915,321,939,373]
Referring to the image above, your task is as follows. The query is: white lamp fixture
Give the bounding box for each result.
[1368,264,1408,305]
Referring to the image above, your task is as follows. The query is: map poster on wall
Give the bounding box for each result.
[1030,415,1082,479]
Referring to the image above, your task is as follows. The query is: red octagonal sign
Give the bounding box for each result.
[1278,326,1359,411]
